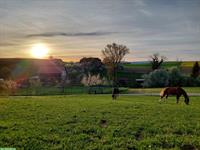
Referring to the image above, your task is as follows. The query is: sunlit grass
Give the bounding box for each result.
[1,95,200,149]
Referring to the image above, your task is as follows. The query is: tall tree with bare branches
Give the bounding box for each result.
[102,43,129,86]
[150,53,167,70]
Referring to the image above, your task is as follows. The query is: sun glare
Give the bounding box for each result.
[31,43,49,58]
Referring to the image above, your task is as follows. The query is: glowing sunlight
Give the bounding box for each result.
[31,43,49,58]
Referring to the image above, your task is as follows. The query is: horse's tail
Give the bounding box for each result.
[160,88,166,97]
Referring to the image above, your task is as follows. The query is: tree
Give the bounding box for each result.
[191,61,200,78]
[79,57,106,77]
[150,53,166,70]
[65,63,84,85]
[0,67,12,79]
[102,43,129,86]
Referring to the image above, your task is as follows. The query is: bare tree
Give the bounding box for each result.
[102,43,129,86]
[150,53,167,70]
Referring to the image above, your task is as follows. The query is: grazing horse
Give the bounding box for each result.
[112,87,119,100]
[160,87,189,105]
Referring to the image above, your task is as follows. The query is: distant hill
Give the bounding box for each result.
[122,61,200,74]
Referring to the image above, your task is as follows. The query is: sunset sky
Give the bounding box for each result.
[0,0,200,62]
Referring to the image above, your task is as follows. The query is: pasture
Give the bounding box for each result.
[1,95,200,149]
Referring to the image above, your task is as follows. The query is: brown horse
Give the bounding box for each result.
[160,87,189,105]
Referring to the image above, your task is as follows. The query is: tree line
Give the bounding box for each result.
[0,43,200,88]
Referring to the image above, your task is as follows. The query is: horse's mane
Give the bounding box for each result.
[160,87,168,97]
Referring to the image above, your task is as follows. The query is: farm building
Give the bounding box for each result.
[34,59,66,82]
[0,58,66,85]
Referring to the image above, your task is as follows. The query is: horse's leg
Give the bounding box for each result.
[162,94,168,102]
[159,95,163,102]
[176,95,180,104]
[112,94,115,100]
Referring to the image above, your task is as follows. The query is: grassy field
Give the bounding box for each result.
[123,61,200,69]
[1,95,200,149]
[123,61,182,69]
[181,61,200,67]
[13,86,118,96]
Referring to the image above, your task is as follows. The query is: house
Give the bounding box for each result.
[0,58,66,85]
[33,59,66,82]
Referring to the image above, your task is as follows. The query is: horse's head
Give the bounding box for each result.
[180,87,189,105]
[185,96,190,105]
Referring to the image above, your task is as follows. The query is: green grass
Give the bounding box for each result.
[128,87,200,94]
[1,95,200,149]
[181,61,200,67]
[123,61,181,69]
[123,63,151,68]
[14,86,118,96]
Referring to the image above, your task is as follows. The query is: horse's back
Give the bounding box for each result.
[160,87,181,96]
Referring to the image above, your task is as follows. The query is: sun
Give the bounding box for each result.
[31,43,49,58]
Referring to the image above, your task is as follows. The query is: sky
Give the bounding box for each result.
[0,0,200,62]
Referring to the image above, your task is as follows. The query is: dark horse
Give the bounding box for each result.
[160,87,189,105]
[112,87,119,100]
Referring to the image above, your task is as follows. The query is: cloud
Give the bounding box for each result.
[0,42,18,47]
[134,0,146,7]
[26,31,116,38]
[138,9,152,16]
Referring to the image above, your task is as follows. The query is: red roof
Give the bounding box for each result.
[33,60,65,74]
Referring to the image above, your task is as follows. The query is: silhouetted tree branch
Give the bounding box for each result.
[150,53,167,70]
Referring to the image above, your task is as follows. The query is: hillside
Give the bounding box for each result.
[122,61,200,74]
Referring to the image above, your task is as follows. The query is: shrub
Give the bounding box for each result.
[81,74,108,86]
[168,67,184,86]
[0,80,17,95]
[184,76,200,87]
[142,69,169,87]
[142,67,200,87]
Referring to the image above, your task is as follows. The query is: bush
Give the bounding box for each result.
[0,80,17,95]
[81,74,108,86]
[142,69,169,87]
[168,67,184,86]
[184,76,200,87]
[142,67,200,87]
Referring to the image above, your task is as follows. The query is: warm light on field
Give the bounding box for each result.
[31,43,49,58]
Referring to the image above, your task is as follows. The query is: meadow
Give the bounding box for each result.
[123,61,200,69]
[1,95,200,149]
[12,86,200,96]
[123,61,182,69]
